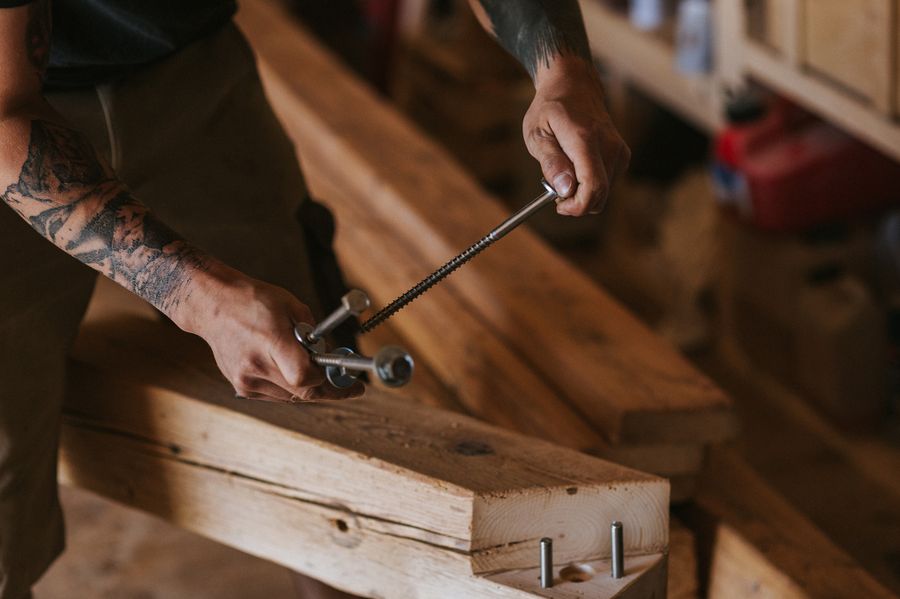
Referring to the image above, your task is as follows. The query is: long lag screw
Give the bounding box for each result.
[359,180,558,333]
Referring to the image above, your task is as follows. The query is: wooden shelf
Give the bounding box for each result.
[743,40,900,163]
[579,0,723,134]
[579,0,900,162]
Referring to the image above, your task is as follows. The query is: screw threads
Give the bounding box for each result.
[313,353,374,372]
[359,233,496,333]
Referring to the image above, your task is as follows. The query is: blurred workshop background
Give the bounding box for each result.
[39,0,900,598]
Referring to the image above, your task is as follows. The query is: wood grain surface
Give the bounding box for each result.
[236,0,736,446]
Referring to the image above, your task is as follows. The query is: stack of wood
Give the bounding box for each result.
[242,0,737,501]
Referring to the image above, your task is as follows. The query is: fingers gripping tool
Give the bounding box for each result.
[294,289,415,388]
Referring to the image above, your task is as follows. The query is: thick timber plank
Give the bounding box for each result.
[314,153,707,479]
[64,315,669,580]
[60,412,665,599]
[236,0,735,445]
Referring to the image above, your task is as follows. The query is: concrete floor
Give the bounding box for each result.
[34,486,297,599]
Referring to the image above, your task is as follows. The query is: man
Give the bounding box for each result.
[0,0,628,596]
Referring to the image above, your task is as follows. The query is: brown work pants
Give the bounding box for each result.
[0,23,344,598]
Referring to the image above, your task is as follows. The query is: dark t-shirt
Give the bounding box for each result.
[0,0,236,88]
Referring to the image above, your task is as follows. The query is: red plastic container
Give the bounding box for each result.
[714,100,900,231]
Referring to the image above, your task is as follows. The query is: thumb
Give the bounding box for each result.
[527,130,577,199]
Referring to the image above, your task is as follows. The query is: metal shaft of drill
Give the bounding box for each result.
[360,233,495,333]
[359,182,557,334]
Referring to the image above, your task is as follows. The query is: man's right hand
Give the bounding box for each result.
[0,3,361,405]
[178,264,365,403]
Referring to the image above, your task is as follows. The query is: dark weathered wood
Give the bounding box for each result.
[236,0,736,446]
[706,329,900,593]
[689,448,896,599]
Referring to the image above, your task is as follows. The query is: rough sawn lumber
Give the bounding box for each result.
[61,314,669,598]
[327,147,707,483]
[236,0,735,445]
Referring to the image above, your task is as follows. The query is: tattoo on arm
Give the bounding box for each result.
[2,120,208,313]
[26,0,51,78]
[476,0,591,78]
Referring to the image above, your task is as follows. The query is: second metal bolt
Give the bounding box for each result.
[611,521,624,579]
[307,289,370,343]
[540,537,553,589]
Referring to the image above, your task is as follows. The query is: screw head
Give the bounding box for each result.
[374,346,414,387]
[342,289,371,316]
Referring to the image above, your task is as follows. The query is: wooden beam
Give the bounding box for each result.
[689,448,895,599]
[325,178,606,451]
[361,314,707,479]
[62,315,669,597]
[313,123,706,481]
[236,0,736,446]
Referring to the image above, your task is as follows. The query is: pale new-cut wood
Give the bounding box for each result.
[65,314,669,578]
[236,0,735,445]
[486,553,667,599]
[696,448,895,599]
[60,406,665,599]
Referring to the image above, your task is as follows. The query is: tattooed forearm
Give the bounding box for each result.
[475,0,591,78]
[26,0,51,77]
[2,120,208,314]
